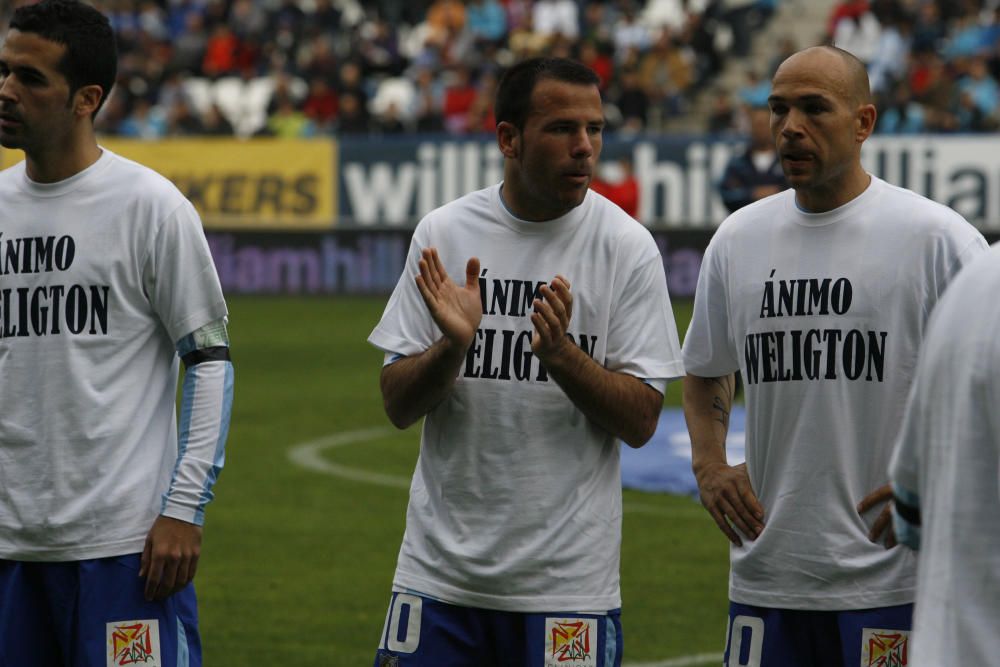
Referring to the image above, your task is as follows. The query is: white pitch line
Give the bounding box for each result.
[287,426,409,489]
[624,652,722,667]
[287,428,705,518]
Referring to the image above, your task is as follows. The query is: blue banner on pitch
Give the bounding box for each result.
[620,407,746,495]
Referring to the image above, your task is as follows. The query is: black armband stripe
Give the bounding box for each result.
[182,346,231,368]
[893,494,921,526]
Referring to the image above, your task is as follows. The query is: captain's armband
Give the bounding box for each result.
[177,317,231,367]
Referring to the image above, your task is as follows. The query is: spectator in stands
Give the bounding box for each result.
[718,106,786,212]
[336,91,370,134]
[723,0,761,58]
[638,30,693,122]
[466,0,508,45]
[266,94,315,138]
[298,35,340,82]
[200,103,236,136]
[166,97,205,136]
[229,0,268,43]
[955,89,998,133]
[910,51,957,130]
[878,83,926,134]
[707,88,741,134]
[442,64,478,134]
[957,56,999,119]
[737,69,771,108]
[832,4,881,64]
[169,11,208,75]
[426,0,467,54]
[202,23,241,78]
[508,11,550,59]
[465,69,499,134]
[580,0,617,47]
[303,77,339,133]
[868,14,911,94]
[410,66,446,133]
[373,102,408,135]
[612,2,653,63]
[590,155,640,219]
[910,1,946,53]
[533,0,580,41]
[119,97,168,139]
[612,67,650,135]
[578,39,614,92]
[358,16,404,78]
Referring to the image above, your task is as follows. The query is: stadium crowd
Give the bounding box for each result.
[0,0,997,138]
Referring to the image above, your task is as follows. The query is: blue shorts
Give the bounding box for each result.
[724,601,912,667]
[0,554,200,667]
[374,591,623,667]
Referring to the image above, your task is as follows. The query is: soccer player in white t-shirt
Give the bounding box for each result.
[682,46,987,666]
[0,3,232,665]
[369,57,684,666]
[889,242,1000,666]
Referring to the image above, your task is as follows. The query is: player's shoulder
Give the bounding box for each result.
[713,188,791,242]
[101,148,190,207]
[873,176,974,232]
[0,160,25,191]
[414,185,494,236]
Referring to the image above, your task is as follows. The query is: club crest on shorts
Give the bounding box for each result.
[106,619,162,667]
[376,653,400,667]
[544,617,598,666]
[860,627,909,667]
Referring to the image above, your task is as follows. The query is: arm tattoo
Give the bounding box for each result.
[703,376,734,429]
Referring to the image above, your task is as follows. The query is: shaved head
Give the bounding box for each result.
[776,46,872,107]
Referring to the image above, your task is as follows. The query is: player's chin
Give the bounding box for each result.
[558,182,589,206]
[0,132,22,149]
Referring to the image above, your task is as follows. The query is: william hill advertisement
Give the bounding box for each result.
[0,138,337,230]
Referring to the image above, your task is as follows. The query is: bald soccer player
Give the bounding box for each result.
[681,46,987,666]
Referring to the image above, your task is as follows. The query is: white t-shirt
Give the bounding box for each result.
[682,175,987,610]
[0,149,228,561]
[369,185,684,612]
[889,242,1000,665]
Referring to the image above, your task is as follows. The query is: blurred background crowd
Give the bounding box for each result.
[1,0,998,139]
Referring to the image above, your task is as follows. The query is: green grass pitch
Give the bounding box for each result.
[195,296,729,665]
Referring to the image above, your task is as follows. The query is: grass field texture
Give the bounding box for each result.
[196,296,730,665]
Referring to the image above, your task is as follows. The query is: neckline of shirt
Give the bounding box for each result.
[787,174,880,227]
[18,148,115,198]
[491,182,590,234]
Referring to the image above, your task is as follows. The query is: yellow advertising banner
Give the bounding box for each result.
[1,138,338,230]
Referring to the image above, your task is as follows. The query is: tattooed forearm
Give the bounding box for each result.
[703,375,735,429]
[711,396,730,428]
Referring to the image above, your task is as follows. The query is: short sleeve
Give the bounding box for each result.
[368,222,441,356]
[606,243,684,382]
[144,201,228,343]
[682,232,740,376]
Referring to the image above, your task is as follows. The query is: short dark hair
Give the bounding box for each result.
[494,57,600,130]
[10,0,118,116]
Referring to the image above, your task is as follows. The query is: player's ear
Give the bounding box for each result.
[497,121,520,159]
[73,84,103,119]
[856,103,876,143]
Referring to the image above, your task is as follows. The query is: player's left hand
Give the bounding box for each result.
[531,276,573,359]
[858,484,897,549]
[139,515,203,601]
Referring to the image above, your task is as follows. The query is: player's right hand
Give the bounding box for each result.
[415,248,482,350]
[694,461,765,546]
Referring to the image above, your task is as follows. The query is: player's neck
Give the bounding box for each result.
[26,137,102,184]
[795,168,871,213]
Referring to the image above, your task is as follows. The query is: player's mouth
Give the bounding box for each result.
[563,171,591,185]
[781,150,813,169]
[0,112,22,129]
